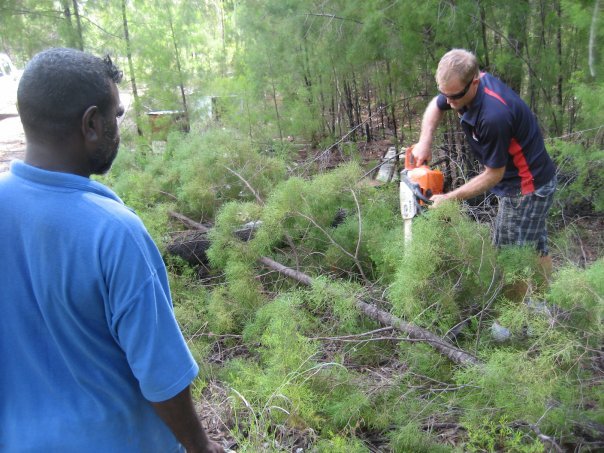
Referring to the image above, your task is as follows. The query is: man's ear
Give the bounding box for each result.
[81,105,102,143]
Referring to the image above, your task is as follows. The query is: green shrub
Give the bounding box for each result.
[313,435,370,452]
[547,258,603,331]
[455,349,558,425]
[549,139,604,213]
[463,416,542,453]
[389,422,453,453]
[496,246,542,286]
[388,201,498,333]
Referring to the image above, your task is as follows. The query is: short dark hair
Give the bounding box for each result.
[17,48,122,140]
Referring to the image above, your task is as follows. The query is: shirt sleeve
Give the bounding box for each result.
[103,214,199,402]
[436,94,452,111]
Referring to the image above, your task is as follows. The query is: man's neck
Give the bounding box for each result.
[24,143,90,178]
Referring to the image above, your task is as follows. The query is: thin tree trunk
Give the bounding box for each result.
[352,71,362,140]
[121,0,143,136]
[386,61,398,143]
[220,0,226,77]
[268,59,283,144]
[167,7,190,131]
[71,0,84,50]
[330,87,336,137]
[318,74,328,138]
[60,1,77,48]
[332,66,343,138]
[478,0,490,70]
[504,0,527,93]
[343,79,355,141]
[556,0,563,107]
[257,257,480,366]
[365,78,372,143]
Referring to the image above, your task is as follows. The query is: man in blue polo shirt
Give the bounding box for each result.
[413,48,557,274]
[0,48,223,452]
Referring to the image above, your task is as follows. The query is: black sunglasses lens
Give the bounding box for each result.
[441,79,472,100]
[449,90,466,100]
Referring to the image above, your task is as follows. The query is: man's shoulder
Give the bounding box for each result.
[477,91,513,127]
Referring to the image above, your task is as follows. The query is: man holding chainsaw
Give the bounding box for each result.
[413,48,557,269]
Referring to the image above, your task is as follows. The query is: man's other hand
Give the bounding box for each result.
[429,193,450,208]
[412,142,432,166]
[203,440,225,453]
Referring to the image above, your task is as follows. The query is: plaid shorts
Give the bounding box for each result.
[493,176,557,255]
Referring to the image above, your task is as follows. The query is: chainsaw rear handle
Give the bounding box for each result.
[415,188,433,205]
[404,145,429,170]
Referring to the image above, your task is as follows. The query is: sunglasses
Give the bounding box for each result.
[439,78,474,100]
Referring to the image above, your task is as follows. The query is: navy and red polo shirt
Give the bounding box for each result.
[437,72,556,196]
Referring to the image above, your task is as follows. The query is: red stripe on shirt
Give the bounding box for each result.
[508,138,535,194]
[484,87,507,105]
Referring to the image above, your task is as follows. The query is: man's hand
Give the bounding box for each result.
[412,142,432,166]
[413,96,444,166]
[429,166,505,208]
[152,386,225,453]
[203,440,226,453]
[429,193,450,208]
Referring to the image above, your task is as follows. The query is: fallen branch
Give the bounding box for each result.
[168,211,481,367]
[169,210,210,232]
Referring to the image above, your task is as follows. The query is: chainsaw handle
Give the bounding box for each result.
[405,145,431,170]
[404,146,417,170]
[415,189,433,205]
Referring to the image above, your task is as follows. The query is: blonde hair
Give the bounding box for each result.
[436,49,479,86]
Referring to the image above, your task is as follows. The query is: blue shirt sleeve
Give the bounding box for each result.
[436,94,451,111]
[103,214,199,402]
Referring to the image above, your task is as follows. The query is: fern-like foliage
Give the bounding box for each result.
[388,201,498,333]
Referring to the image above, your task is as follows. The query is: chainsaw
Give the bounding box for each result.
[399,146,444,243]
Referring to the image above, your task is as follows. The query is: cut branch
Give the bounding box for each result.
[168,211,481,367]
[169,210,210,233]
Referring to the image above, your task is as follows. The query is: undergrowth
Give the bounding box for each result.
[102,130,603,452]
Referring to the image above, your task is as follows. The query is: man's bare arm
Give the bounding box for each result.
[413,96,445,165]
[151,386,224,453]
[430,165,506,207]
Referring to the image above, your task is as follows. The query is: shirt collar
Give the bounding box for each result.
[9,160,124,205]
[460,77,486,127]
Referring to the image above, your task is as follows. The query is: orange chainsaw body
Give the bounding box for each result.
[404,146,444,200]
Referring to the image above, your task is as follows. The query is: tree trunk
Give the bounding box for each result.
[556,0,563,108]
[478,0,490,70]
[121,0,144,136]
[386,61,398,143]
[60,1,77,49]
[167,7,190,132]
[352,71,362,141]
[343,79,356,141]
[71,0,84,50]
[268,58,284,144]
[503,0,528,93]
[365,78,372,143]
[258,256,480,366]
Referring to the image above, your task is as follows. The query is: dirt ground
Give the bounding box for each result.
[0,115,25,173]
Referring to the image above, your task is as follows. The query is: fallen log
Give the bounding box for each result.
[167,230,211,266]
[169,211,481,367]
[167,212,261,267]
[169,210,210,232]
[258,256,480,366]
